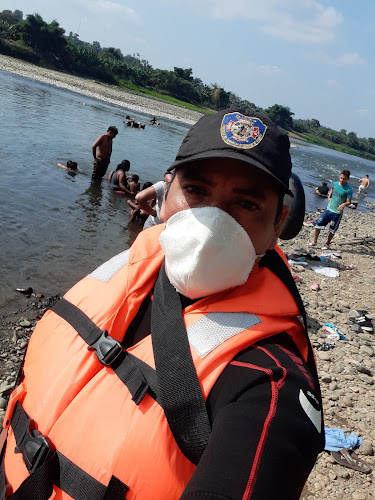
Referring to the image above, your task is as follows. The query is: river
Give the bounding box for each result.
[1,70,374,310]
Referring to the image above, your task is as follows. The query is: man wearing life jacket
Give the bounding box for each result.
[1,108,324,499]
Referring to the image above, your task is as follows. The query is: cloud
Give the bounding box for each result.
[356,108,369,117]
[77,0,142,23]
[164,0,343,43]
[334,52,365,65]
[247,62,282,74]
[326,79,339,87]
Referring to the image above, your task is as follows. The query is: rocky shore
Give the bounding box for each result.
[0,54,203,125]
[1,208,374,498]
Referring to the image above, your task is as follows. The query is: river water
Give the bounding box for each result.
[1,70,374,310]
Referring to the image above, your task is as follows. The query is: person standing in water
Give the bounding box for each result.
[358,175,370,196]
[91,126,118,181]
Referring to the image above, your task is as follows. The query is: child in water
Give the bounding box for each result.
[127,181,154,224]
[57,160,80,172]
[128,174,140,195]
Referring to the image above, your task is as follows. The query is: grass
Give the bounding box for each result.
[115,78,213,114]
[298,133,375,162]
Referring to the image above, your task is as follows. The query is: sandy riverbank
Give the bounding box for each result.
[1,208,375,498]
[0,54,203,125]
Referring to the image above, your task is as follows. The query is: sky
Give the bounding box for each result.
[1,0,374,138]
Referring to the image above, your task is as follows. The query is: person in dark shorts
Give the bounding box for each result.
[92,126,118,181]
[310,170,352,248]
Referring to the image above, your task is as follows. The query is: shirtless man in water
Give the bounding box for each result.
[91,126,118,181]
[358,174,370,196]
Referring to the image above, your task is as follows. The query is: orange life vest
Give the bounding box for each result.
[2,225,314,499]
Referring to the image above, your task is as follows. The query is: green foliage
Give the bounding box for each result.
[299,133,375,161]
[265,104,294,130]
[0,9,23,40]
[18,14,67,56]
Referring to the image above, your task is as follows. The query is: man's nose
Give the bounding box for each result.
[206,200,233,217]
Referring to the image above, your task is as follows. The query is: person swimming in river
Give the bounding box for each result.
[124,116,146,129]
[57,160,80,173]
[150,116,160,125]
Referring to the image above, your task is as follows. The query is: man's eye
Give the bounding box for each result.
[184,185,205,195]
[237,199,260,211]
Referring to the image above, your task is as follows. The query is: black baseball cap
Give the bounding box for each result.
[169,107,293,196]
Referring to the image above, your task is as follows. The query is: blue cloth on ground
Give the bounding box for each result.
[324,427,362,451]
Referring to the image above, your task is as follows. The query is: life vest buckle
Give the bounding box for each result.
[14,423,52,473]
[88,330,123,366]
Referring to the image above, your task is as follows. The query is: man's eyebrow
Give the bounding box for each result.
[179,170,213,184]
[233,187,266,200]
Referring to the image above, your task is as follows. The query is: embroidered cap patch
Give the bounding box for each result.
[221,112,267,149]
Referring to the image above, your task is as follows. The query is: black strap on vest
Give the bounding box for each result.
[151,262,212,466]
[52,298,158,404]
[259,250,320,387]
[4,402,129,500]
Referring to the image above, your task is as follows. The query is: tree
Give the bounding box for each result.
[310,119,320,129]
[212,86,230,110]
[101,47,124,61]
[173,67,193,81]
[14,10,23,21]
[92,41,101,54]
[265,104,294,130]
[19,14,67,56]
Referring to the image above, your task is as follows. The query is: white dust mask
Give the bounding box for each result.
[159,206,264,299]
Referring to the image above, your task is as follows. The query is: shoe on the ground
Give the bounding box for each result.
[321,244,331,250]
[356,309,370,317]
[350,323,363,333]
[349,315,373,332]
[308,241,317,247]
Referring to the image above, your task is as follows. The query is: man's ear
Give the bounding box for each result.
[268,205,289,249]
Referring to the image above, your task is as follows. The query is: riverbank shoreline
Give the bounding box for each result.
[0,54,203,125]
[1,209,375,499]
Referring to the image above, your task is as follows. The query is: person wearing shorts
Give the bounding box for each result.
[91,126,118,181]
[310,170,352,248]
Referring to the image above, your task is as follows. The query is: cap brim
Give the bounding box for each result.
[168,150,294,197]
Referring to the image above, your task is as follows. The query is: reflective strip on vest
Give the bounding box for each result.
[89,249,130,281]
[187,312,261,358]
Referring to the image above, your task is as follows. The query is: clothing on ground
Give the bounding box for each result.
[324,427,362,451]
